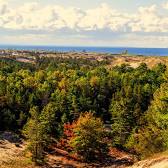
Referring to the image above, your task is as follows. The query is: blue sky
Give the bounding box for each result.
[0,0,168,47]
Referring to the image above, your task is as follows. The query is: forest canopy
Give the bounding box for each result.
[0,56,168,161]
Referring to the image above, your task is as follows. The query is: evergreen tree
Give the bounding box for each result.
[24,106,48,164]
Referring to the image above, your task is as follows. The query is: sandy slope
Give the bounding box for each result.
[109,56,168,69]
[0,132,168,168]
[0,140,24,164]
[0,131,29,168]
[129,157,168,168]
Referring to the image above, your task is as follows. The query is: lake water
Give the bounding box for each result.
[0,45,168,56]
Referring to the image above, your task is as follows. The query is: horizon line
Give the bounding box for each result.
[0,44,167,49]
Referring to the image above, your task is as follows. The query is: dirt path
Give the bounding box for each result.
[129,157,168,168]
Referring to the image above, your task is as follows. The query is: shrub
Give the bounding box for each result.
[69,112,109,162]
[58,123,75,152]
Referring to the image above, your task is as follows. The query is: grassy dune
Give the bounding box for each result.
[108,55,168,68]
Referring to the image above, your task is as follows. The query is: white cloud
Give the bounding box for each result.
[162,1,168,9]
[78,3,112,30]
[0,2,168,47]
[129,5,161,32]
[0,2,167,34]
[19,2,38,12]
[0,0,9,15]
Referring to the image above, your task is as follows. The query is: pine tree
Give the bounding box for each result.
[24,106,48,164]
[126,82,168,158]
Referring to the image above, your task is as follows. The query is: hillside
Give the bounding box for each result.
[108,56,168,68]
[0,133,168,168]
[0,54,168,167]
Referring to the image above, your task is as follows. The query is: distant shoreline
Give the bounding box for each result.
[1,49,168,69]
[0,45,167,56]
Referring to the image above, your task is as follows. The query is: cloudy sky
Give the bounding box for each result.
[0,0,168,47]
